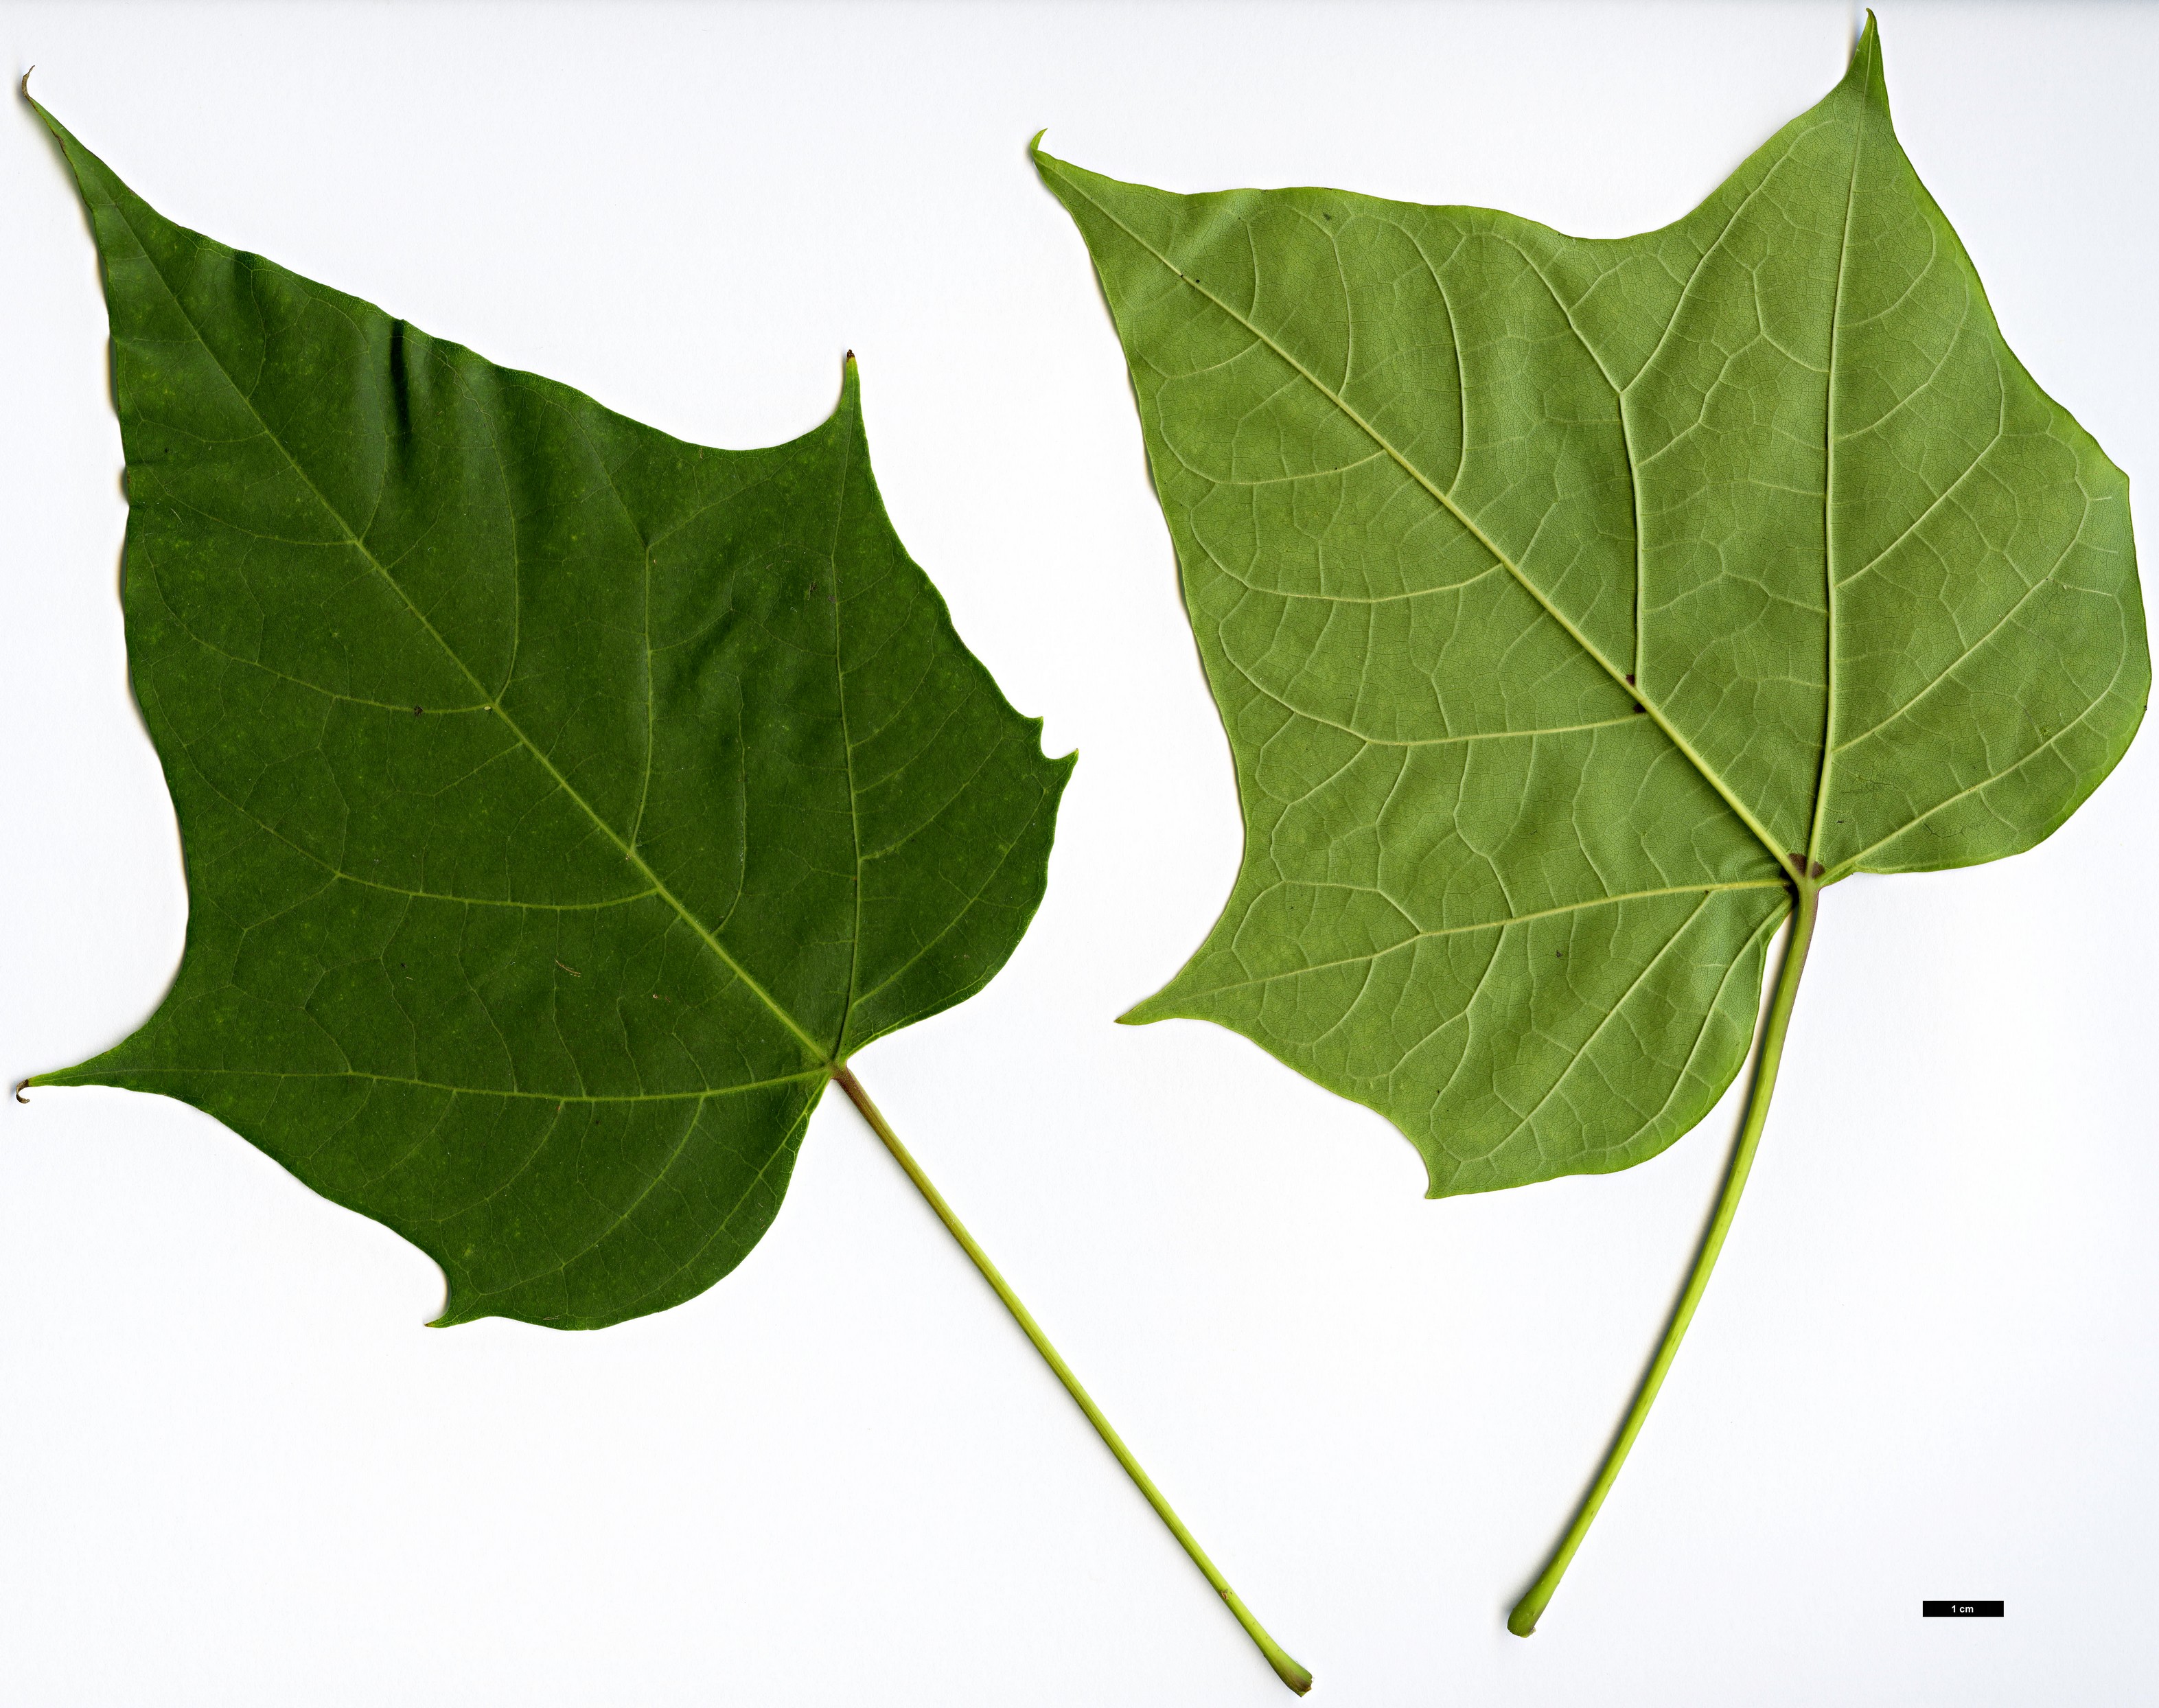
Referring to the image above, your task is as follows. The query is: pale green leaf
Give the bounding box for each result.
[1037,20,2146,1196]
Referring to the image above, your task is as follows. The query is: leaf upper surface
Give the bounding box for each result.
[1037,21,2146,1194]
[36,115,1072,1328]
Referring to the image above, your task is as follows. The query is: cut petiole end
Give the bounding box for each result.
[1223,1593,1313,1693]
[1507,1517,1586,1635]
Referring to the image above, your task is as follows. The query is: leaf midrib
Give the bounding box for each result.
[104,187,837,1074]
[1046,163,1804,884]
[1806,94,1868,873]
[827,397,870,1051]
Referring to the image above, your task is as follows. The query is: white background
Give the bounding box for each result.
[2,3,2154,1703]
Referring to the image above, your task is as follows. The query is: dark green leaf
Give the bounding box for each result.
[32,111,1072,1330]
[1036,21,2146,1196]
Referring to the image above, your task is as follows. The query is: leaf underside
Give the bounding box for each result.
[36,113,1072,1329]
[1039,20,2146,1196]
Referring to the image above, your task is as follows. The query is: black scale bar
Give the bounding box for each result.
[1923,1601,2003,1617]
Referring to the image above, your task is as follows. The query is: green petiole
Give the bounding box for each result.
[1510,882,1820,1637]
[833,1068,1314,1694]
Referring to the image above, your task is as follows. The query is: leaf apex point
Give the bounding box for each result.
[1847,8,1887,95]
[427,1292,473,1328]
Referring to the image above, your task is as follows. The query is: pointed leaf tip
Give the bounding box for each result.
[19,66,56,126]
[1846,9,1887,102]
